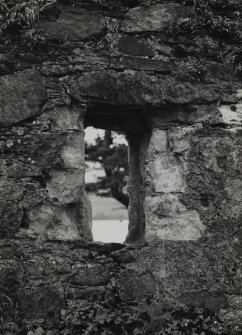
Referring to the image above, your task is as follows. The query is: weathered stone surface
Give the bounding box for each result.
[20,286,65,321]
[0,129,66,172]
[46,169,84,203]
[119,56,173,72]
[0,178,45,237]
[219,104,242,125]
[41,7,106,41]
[146,154,186,193]
[66,285,106,300]
[61,132,85,169]
[79,193,93,241]
[164,239,242,298]
[71,264,110,286]
[117,36,154,57]
[25,203,81,241]
[227,296,242,310]
[116,269,156,301]
[0,0,242,332]
[0,240,157,332]
[121,3,192,33]
[38,106,85,131]
[141,123,242,244]
[69,71,232,106]
[144,195,205,241]
[181,291,228,310]
[220,309,242,326]
[0,69,46,127]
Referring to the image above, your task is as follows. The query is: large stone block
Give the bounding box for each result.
[71,264,110,286]
[20,286,65,321]
[145,154,186,193]
[118,56,174,72]
[144,195,205,241]
[181,291,228,310]
[0,125,76,174]
[37,105,85,131]
[218,104,242,125]
[164,238,242,299]
[25,203,81,241]
[46,169,85,204]
[142,123,242,245]
[69,71,232,107]
[41,7,106,41]
[121,3,192,33]
[0,178,45,237]
[116,269,156,302]
[0,69,46,127]
[61,132,85,169]
[0,106,90,240]
[117,36,154,57]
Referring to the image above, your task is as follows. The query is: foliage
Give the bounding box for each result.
[157,306,242,335]
[0,0,56,48]
[0,271,21,334]
[168,0,241,41]
[183,57,209,81]
[59,0,140,10]
[0,286,13,331]
[62,303,150,335]
[167,0,242,70]
[61,304,242,335]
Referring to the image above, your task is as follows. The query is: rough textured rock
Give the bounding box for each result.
[117,36,155,57]
[20,286,65,321]
[0,70,46,127]
[68,71,235,106]
[121,3,193,33]
[41,7,106,41]
[0,0,242,332]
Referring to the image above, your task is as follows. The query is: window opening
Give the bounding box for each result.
[85,126,129,243]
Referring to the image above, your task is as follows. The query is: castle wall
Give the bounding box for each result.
[0,0,242,332]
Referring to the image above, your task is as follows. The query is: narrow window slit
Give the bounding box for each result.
[85,126,129,243]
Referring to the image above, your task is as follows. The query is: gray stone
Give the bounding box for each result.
[145,200,205,241]
[227,295,242,310]
[69,71,230,106]
[26,203,81,241]
[46,169,84,204]
[0,1,242,331]
[0,178,45,237]
[71,264,110,286]
[34,327,45,335]
[41,8,106,41]
[0,69,46,127]
[145,154,186,193]
[220,309,242,326]
[61,132,85,169]
[119,56,173,72]
[181,291,228,310]
[218,104,242,125]
[117,36,154,57]
[121,3,192,33]
[20,286,65,321]
[79,193,93,241]
[116,269,156,301]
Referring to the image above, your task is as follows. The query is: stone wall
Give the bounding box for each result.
[140,119,242,322]
[142,123,242,242]
[0,75,92,240]
[0,0,242,333]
